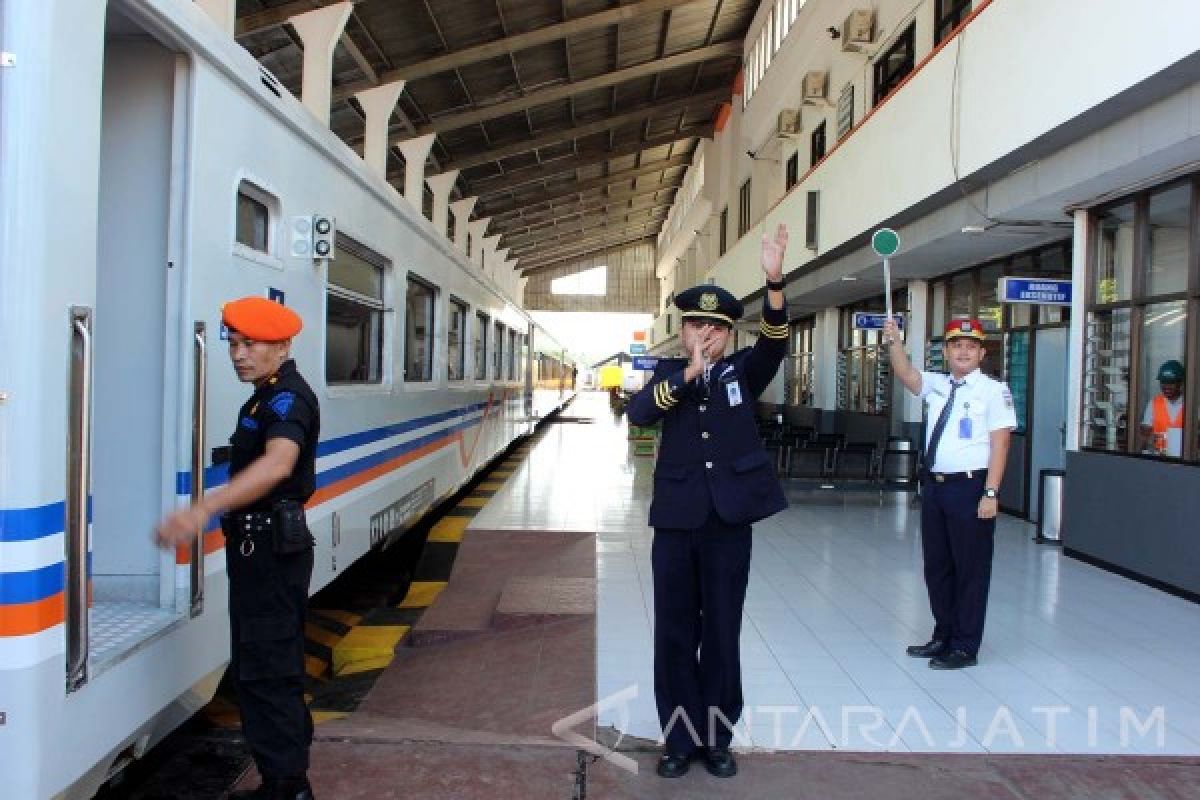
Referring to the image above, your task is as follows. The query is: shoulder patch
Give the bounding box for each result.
[268,391,296,420]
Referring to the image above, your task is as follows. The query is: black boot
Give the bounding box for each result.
[229,776,314,800]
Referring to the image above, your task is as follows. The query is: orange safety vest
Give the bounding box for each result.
[1151,395,1184,453]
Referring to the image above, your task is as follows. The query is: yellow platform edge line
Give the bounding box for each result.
[332,624,410,676]
[428,516,468,542]
[398,580,448,608]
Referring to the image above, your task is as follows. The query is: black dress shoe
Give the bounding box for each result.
[229,779,314,800]
[703,746,737,778]
[929,649,977,670]
[905,639,948,658]
[656,752,692,778]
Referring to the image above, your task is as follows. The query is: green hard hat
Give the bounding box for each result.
[1157,359,1185,382]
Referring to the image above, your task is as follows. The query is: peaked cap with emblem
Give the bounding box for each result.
[222,296,303,342]
[943,318,986,342]
[674,284,743,328]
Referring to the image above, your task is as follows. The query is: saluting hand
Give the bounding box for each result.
[761,223,788,282]
[684,324,716,382]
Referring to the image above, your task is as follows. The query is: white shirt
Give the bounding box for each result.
[920,368,1017,473]
[1141,396,1184,457]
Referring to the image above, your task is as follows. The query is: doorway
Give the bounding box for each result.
[1029,326,1068,521]
[90,11,186,667]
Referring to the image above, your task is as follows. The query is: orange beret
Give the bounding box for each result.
[222,296,302,342]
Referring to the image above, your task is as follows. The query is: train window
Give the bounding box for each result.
[326,235,387,384]
[235,182,273,253]
[493,320,505,379]
[405,274,436,382]
[507,329,518,381]
[474,311,489,380]
[447,297,467,381]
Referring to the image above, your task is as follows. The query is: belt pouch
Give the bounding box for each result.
[271,499,312,554]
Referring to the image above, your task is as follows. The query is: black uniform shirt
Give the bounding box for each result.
[228,359,320,511]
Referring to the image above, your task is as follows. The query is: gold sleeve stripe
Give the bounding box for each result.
[760,321,788,339]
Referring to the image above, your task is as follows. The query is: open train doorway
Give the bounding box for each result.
[88,7,188,670]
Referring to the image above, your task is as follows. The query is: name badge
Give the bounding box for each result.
[726,380,743,407]
[958,416,973,439]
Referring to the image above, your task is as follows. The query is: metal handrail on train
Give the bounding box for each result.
[66,307,93,693]
[190,322,207,617]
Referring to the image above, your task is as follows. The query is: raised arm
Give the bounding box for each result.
[882,317,923,396]
[745,224,790,397]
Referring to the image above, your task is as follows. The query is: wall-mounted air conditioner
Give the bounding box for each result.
[842,10,876,50]
[777,108,802,137]
[802,71,828,102]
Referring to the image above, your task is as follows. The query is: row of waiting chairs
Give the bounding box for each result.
[756,421,917,483]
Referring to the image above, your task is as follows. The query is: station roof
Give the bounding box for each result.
[235,0,752,273]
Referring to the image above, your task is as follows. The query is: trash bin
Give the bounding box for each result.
[882,437,916,485]
[1036,468,1066,544]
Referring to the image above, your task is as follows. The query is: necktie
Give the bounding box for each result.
[924,379,963,470]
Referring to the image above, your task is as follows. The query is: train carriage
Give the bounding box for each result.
[0,1,574,797]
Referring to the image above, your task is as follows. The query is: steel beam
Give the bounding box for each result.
[330,0,705,100]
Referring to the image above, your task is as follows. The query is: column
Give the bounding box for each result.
[355,81,405,179]
[396,133,436,214]
[288,2,353,126]
[467,218,491,267]
[899,280,929,438]
[814,307,840,413]
[425,170,460,238]
[481,234,502,275]
[1065,208,1088,452]
[450,197,478,253]
[195,0,236,35]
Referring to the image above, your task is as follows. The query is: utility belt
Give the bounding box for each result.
[922,469,986,484]
[222,498,312,557]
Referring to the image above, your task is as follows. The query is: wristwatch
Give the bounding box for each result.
[983,487,998,499]
[766,276,785,291]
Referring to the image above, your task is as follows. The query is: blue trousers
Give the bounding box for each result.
[920,474,995,656]
[652,511,752,755]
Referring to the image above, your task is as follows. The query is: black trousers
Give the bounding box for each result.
[651,510,752,755]
[223,517,314,779]
[920,474,995,656]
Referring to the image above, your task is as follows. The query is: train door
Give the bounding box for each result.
[86,13,187,673]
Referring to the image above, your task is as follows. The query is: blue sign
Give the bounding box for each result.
[852,312,904,331]
[1000,277,1072,306]
[629,343,647,355]
[632,356,659,371]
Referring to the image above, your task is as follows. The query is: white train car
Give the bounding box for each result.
[0,1,574,797]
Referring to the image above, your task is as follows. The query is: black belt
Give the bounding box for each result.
[926,470,985,483]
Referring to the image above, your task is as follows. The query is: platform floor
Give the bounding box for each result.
[475,391,1200,757]
[294,390,1200,799]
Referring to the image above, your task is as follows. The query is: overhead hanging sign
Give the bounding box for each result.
[999,277,1072,306]
[632,356,659,371]
[853,312,904,331]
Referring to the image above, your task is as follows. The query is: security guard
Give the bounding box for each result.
[157,296,320,800]
[1140,360,1185,457]
[628,224,790,779]
[883,317,1016,670]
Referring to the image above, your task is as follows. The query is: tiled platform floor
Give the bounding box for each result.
[473,391,1200,757]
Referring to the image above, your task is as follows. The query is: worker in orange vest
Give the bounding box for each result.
[1140,360,1185,457]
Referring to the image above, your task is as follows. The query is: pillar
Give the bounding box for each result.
[355,81,405,179]
[288,2,353,126]
[450,197,478,253]
[195,0,236,35]
[396,133,436,213]
[425,170,460,238]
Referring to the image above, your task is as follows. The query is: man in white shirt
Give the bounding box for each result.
[882,317,1017,669]
[1139,360,1184,457]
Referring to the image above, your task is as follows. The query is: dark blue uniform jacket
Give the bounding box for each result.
[628,299,789,529]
